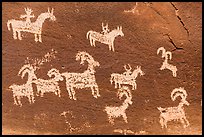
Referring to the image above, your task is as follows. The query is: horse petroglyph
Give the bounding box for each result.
[7,8,56,42]
[157,87,190,128]
[61,51,100,100]
[104,86,133,125]
[157,47,177,77]
[87,23,124,52]
[110,64,145,90]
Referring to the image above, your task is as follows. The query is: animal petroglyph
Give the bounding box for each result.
[110,64,145,90]
[114,129,147,135]
[124,2,139,15]
[157,87,190,128]
[33,68,64,97]
[157,47,177,77]
[61,51,100,100]
[87,23,124,52]
[9,64,37,107]
[7,8,56,42]
[104,86,133,125]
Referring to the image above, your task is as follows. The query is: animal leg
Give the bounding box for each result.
[183,117,190,128]
[122,113,128,123]
[13,30,17,39]
[17,31,22,40]
[111,43,115,52]
[13,96,18,105]
[71,87,77,100]
[108,116,114,125]
[93,39,96,47]
[17,96,22,107]
[38,34,42,43]
[89,38,93,46]
[34,34,38,42]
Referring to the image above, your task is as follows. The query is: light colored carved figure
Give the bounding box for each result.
[33,68,64,97]
[8,64,37,107]
[157,87,190,128]
[86,23,124,52]
[61,51,100,100]
[110,64,145,90]
[157,47,177,77]
[20,8,35,28]
[101,22,110,35]
[124,2,139,15]
[7,8,56,42]
[104,86,133,125]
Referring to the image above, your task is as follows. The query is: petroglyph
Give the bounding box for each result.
[7,7,56,42]
[114,129,147,135]
[87,23,124,52]
[104,86,133,125]
[157,87,190,128]
[33,68,64,97]
[110,64,145,90]
[61,51,100,100]
[124,2,140,15]
[157,47,177,77]
[8,64,37,107]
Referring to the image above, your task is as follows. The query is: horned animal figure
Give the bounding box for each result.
[110,64,145,90]
[32,68,63,97]
[104,86,133,125]
[7,8,56,42]
[86,23,124,52]
[8,64,37,107]
[157,47,177,77]
[157,87,190,128]
[61,51,100,100]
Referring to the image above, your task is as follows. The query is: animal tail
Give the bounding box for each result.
[110,74,114,84]
[157,107,166,112]
[7,20,12,31]
[86,31,91,39]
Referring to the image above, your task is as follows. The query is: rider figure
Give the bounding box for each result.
[101,23,110,35]
[123,64,132,80]
[20,8,35,28]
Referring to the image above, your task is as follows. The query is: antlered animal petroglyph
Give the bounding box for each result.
[9,64,37,107]
[87,23,124,52]
[157,87,190,128]
[104,86,133,125]
[110,64,145,90]
[7,8,56,42]
[61,51,100,100]
[157,47,177,77]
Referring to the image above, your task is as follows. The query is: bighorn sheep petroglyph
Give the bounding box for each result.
[104,86,133,125]
[7,8,56,42]
[33,68,63,97]
[9,64,37,107]
[157,87,190,128]
[110,64,145,90]
[157,47,177,77]
[61,51,100,100]
[87,23,124,52]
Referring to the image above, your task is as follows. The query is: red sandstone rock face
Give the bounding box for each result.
[2,2,202,135]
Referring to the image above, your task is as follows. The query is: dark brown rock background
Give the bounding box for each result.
[2,2,202,135]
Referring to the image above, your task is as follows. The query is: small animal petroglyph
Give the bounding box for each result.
[110,64,145,90]
[157,47,177,77]
[61,51,100,100]
[104,86,133,125]
[7,8,56,42]
[9,64,37,107]
[87,23,124,52]
[124,2,139,15]
[157,87,190,128]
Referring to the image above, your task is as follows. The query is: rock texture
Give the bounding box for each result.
[2,2,202,135]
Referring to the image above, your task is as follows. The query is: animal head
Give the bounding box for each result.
[47,68,63,81]
[157,47,166,58]
[171,87,189,106]
[47,8,56,21]
[116,26,124,37]
[136,66,145,76]
[18,64,37,81]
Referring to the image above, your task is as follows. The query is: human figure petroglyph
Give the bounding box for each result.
[157,87,190,128]
[7,8,56,42]
[157,47,177,77]
[110,65,145,90]
[20,8,35,28]
[101,22,110,35]
[61,51,100,100]
[104,86,133,125]
[33,68,64,97]
[8,64,37,107]
[87,23,124,52]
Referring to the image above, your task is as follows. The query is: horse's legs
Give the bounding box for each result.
[17,96,22,107]
[93,39,96,47]
[111,43,115,52]
[122,113,128,123]
[70,87,76,100]
[13,96,18,105]
[34,34,38,42]
[13,30,17,39]
[38,34,42,43]
[109,44,111,51]
[17,31,22,40]
[89,38,93,46]
[183,117,190,128]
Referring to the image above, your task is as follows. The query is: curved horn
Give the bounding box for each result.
[47,68,59,77]
[51,8,54,14]
[127,64,132,71]
[171,87,187,101]
[157,47,166,58]
[18,64,32,76]
[48,7,50,13]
